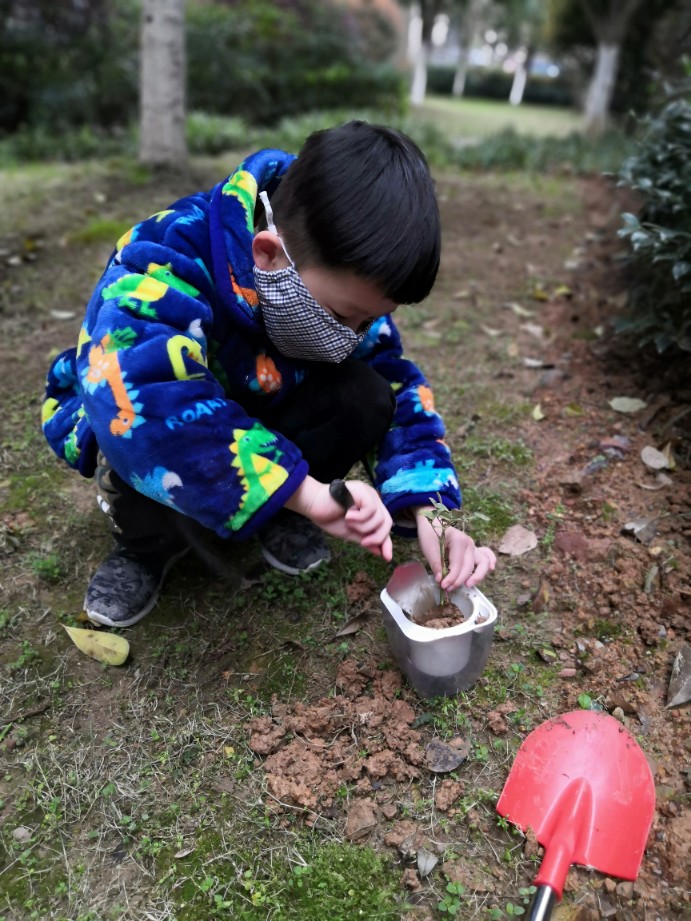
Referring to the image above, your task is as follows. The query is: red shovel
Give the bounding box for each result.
[496,710,655,921]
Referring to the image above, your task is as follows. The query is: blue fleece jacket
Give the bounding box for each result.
[42,149,461,540]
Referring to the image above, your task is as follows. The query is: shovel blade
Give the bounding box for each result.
[497,711,655,897]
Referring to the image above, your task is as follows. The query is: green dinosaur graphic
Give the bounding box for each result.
[227,423,288,531]
[102,263,200,319]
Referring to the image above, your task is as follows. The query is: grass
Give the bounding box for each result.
[417,95,584,140]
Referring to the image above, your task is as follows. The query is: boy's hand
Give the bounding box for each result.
[286,476,393,561]
[415,509,496,591]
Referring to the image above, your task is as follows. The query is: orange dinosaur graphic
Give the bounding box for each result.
[83,334,145,438]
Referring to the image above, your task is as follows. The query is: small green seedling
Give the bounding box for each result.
[438,880,465,915]
[421,496,488,604]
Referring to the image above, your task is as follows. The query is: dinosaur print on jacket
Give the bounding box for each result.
[227,424,289,531]
[102,263,201,320]
[82,334,145,438]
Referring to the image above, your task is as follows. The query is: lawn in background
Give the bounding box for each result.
[417,95,584,140]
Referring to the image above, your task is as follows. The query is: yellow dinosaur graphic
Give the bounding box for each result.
[222,169,258,233]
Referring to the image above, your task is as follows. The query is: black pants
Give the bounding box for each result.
[96,359,396,547]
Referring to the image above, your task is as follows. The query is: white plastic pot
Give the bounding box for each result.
[380,561,498,699]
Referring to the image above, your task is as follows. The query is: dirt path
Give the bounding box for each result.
[0,161,688,921]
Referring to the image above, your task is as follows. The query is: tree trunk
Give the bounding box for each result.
[452,0,482,99]
[411,38,430,105]
[579,0,644,135]
[452,43,470,97]
[583,41,620,135]
[509,47,534,106]
[139,0,187,167]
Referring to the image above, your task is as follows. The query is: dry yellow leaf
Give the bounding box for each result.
[62,624,130,666]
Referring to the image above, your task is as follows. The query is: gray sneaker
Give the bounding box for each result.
[84,544,189,628]
[259,511,331,575]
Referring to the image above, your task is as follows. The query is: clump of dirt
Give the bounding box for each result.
[248,658,425,812]
[409,598,466,630]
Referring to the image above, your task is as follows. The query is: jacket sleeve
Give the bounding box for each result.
[75,241,307,539]
[353,316,461,534]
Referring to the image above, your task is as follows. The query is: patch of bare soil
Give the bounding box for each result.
[249,659,424,818]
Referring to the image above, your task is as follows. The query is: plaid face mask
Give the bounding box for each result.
[253,192,367,363]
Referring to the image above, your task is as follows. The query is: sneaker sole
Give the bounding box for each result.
[261,546,330,576]
[84,547,190,628]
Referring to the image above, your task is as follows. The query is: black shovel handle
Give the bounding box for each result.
[526,885,557,921]
[329,479,355,511]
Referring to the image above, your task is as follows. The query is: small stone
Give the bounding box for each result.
[616,881,634,899]
[381,803,398,820]
[612,707,626,723]
[604,878,617,894]
[401,868,421,891]
[344,798,377,841]
[12,826,32,844]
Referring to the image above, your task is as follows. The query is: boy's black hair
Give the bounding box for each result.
[270,121,441,304]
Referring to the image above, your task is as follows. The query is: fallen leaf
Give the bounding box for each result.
[622,518,658,545]
[425,738,470,773]
[480,324,502,337]
[521,322,545,339]
[417,848,438,878]
[637,472,673,491]
[661,441,677,470]
[530,284,549,302]
[174,847,195,859]
[644,564,660,595]
[530,576,550,613]
[327,613,370,642]
[49,309,77,320]
[497,524,538,556]
[62,624,129,666]
[609,397,648,413]
[532,403,545,421]
[503,301,535,318]
[640,445,670,470]
[666,642,691,709]
[523,357,551,369]
[553,284,572,298]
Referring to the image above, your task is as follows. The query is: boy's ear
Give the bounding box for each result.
[252,230,288,270]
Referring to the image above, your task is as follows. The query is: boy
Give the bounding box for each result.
[43,120,496,628]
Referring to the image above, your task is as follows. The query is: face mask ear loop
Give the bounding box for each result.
[258,190,295,267]
[258,191,277,234]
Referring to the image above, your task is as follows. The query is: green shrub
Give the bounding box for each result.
[0,123,136,166]
[186,112,250,156]
[0,0,402,140]
[0,1,139,134]
[617,85,691,353]
[186,0,404,126]
[451,127,634,174]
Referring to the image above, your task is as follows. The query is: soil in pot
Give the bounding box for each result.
[408,598,466,630]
